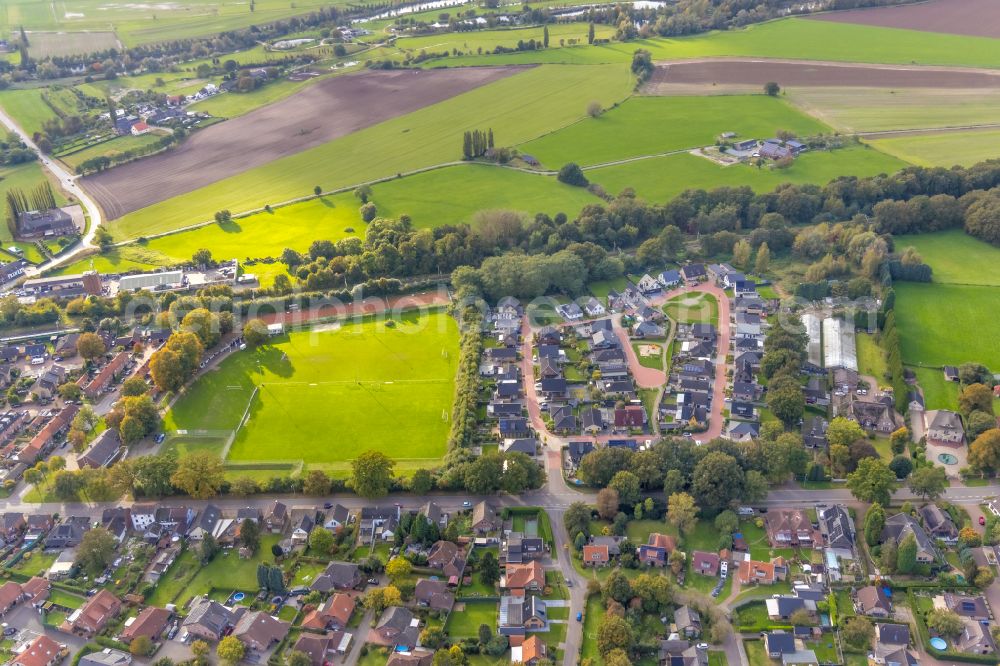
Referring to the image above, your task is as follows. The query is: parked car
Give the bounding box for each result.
[980,515,987,526]
[462,501,472,507]
[576,612,583,622]
[323,502,333,509]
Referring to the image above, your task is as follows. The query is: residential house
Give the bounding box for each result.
[370,607,419,650]
[78,429,123,469]
[232,610,290,651]
[498,593,547,635]
[882,513,938,563]
[264,501,288,534]
[121,606,171,644]
[763,632,796,658]
[301,593,355,632]
[738,558,787,586]
[871,624,915,666]
[582,297,606,317]
[63,589,121,637]
[802,416,828,449]
[21,576,50,607]
[130,505,157,532]
[292,631,350,666]
[919,504,958,543]
[386,650,432,666]
[45,516,90,549]
[101,508,130,543]
[83,352,130,400]
[419,502,447,529]
[0,512,25,543]
[550,406,577,434]
[674,606,701,638]
[427,540,465,580]
[638,533,676,567]
[765,509,822,549]
[358,506,399,544]
[681,264,706,283]
[566,441,594,470]
[323,504,351,533]
[658,270,681,288]
[582,544,609,567]
[182,598,235,641]
[726,421,759,443]
[503,532,544,564]
[580,408,603,434]
[556,302,583,321]
[691,551,720,576]
[940,592,991,622]
[924,409,964,445]
[11,635,66,666]
[310,562,363,593]
[766,596,815,621]
[413,579,454,612]
[637,274,661,294]
[472,502,498,534]
[78,650,130,666]
[634,320,665,338]
[511,635,546,666]
[943,366,959,382]
[502,562,545,591]
[290,513,315,547]
[732,381,760,403]
[855,586,891,618]
[817,505,855,559]
[658,640,708,666]
[850,399,897,434]
[0,581,22,616]
[954,616,996,655]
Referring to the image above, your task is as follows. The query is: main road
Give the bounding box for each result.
[0,108,104,275]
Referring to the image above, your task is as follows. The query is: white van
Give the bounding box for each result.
[30,357,45,365]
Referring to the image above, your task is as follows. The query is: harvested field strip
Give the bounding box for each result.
[646,59,1000,90]
[807,0,1000,39]
[423,17,1000,69]
[85,66,520,220]
[867,129,1000,168]
[785,88,1000,133]
[105,63,634,239]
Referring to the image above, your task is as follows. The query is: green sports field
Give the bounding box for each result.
[588,145,906,202]
[868,129,1000,168]
[163,310,459,471]
[106,63,634,239]
[519,95,829,167]
[423,18,1000,69]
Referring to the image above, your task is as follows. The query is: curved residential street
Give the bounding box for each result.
[0,108,104,274]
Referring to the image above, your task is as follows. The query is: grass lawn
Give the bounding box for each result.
[856,333,888,383]
[589,276,629,300]
[804,638,839,663]
[172,534,283,606]
[144,548,201,607]
[625,519,667,544]
[291,561,327,587]
[895,282,1000,370]
[744,640,770,666]
[663,292,718,325]
[707,652,726,666]
[519,95,828,168]
[912,366,958,411]
[590,144,906,205]
[581,594,603,664]
[444,600,497,638]
[893,229,1000,287]
[370,164,600,229]
[870,129,1000,168]
[11,551,56,577]
[47,589,84,610]
[164,310,458,470]
[107,64,635,239]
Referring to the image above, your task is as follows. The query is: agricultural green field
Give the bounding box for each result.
[370,164,600,227]
[164,310,458,472]
[107,63,635,239]
[25,31,118,58]
[425,18,1000,69]
[0,89,58,137]
[520,95,829,167]
[190,77,323,118]
[1,0,344,47]
[787,88,1000,133]
[893,230,1000,287]
[894,282,1000,370]
[394,22,615,55]
[868,129,1000,168]
[588,145,906,203]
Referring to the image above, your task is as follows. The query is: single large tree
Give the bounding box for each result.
[77,332,106,361]
[217,636,245,666]
[75,527,117,577]
[908,466,947,501]
[170,451,225,499]
[667,492,698,535]
[351,450,395,499]
[896,532,917,574]
[846,457,895,506]
[863,502,885,547]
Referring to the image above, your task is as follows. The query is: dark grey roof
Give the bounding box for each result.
[877,623,910,647]
[764,632,796,654]
[818,504,855,551]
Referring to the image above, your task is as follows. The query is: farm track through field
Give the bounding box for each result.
[83,66,523,220]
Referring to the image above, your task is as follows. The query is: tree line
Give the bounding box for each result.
[461,128,494,160]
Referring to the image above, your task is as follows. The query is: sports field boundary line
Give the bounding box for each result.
[220,384,259,460]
